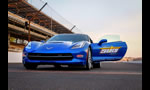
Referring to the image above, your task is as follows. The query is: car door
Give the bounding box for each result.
[90,40,127,62]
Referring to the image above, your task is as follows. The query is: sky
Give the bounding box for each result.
[29,0,142,57]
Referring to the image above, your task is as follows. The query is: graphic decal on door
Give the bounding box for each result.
[100,46,121,54]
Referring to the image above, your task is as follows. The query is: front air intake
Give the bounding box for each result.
[28,53,73,60]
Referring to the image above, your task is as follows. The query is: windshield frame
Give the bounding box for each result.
[46,34,90,43]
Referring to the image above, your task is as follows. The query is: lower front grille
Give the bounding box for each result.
[28,53,73,60]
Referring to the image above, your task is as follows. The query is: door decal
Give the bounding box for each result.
[100,46,121,54]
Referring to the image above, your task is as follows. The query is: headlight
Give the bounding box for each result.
[25,42,32,49]
[71,42,85,49]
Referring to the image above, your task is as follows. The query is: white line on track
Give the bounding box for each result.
[8,70,142,75]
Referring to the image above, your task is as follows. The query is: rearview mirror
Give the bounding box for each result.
[98,39,107,45]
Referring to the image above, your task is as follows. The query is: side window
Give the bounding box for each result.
[89,39,93,43]
[87,35,93,43]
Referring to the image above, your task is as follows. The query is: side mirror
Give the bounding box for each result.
[98,39,107,45]
[40,40,45,43]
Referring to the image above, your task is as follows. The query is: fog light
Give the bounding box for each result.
[76,54,84,58]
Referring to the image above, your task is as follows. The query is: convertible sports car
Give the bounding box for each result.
[23,34,127,70]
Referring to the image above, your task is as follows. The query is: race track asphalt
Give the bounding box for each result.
[8,62,142,90]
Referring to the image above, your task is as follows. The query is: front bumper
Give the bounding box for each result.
[23,49,88,66]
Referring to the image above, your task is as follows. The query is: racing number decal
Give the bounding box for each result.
[100,46,121,54]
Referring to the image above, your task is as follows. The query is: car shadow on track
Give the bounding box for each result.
[34,65,88,71]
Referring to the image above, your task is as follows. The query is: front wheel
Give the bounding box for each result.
[93,62,101,68]
[85,48,93,70]
[24,63,38,70]
[54,65,61,69]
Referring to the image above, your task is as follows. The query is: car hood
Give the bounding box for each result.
[29,41,76,53]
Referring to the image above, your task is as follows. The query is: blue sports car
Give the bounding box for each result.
[23,34,127,70]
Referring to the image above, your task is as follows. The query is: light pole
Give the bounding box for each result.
[70,25,76,31]
[28,2,47,42]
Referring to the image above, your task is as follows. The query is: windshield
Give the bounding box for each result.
[47,34,89,43]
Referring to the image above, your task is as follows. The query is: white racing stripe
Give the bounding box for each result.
[8,69,142,75]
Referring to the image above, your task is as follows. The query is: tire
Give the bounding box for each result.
[24,63,37,70]
[85,48,93,70]
[93,62,101,68]
[54,65,61,69]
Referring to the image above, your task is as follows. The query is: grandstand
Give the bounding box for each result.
[8,0,75,51]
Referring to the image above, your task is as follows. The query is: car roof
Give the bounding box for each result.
[57,33,88,36]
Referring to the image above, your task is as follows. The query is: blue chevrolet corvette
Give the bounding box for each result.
[23,34,127,70]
